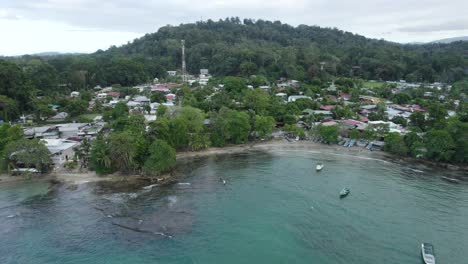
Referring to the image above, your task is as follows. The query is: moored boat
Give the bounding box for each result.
[339,188,350,198]
[316,163,324,171]
[421,243,435,264]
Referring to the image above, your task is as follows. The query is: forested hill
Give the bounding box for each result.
[2,18,468,92]
[100,18,468,83]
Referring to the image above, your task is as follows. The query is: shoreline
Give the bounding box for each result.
[1,139,466,186]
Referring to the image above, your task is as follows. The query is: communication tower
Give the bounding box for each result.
[181,40,187,82]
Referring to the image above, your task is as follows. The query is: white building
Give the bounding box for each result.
[42,139,80,165]
[162,102,175,107]
[57,123,88,138]
[275,93,287,97]
[368,121,404,134]
[200,69,209,75]
[109,100,120,107]
[48,112,69,122]
[133,96,151,104]
[126,101,140,108]
[144,115,157,122]
[167,71,177,76]
[288,95,312,103]
[199,75,210,86]
[70,91,80,98]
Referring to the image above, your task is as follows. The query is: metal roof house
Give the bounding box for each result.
[42,139,80,165]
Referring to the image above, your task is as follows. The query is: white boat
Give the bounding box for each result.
[316,163,324,171]
[421,243,435,264]
[339,188,350,198]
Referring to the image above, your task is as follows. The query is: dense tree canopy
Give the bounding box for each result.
[2,138,52,173]
[384,132,408,156]
[319,125,339,144]
[1,19,467,98]
[143,139,176,174]
[424,130,455,162]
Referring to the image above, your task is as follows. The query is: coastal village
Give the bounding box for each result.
[3,67,462,173]
[1,15,468,264]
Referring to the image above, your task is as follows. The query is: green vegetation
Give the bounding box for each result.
[77,114,100,123]
[254,115,276,139]
[363,81,385,89]
[144,139,176,175]
[284,124,306,139]
[0,124,51,173]
[2,138,52,173]
[0,19,467,122]
[384,133,408,156]
[319,125,339,144]
[423,130,455,162]
[0,18,467,174]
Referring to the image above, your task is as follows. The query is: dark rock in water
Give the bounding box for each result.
[49,178,61,185]
[94,179,148,194]
[447,164,460,170]
[66,184,79,191]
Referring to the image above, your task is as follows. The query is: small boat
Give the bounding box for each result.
[339,188,350,198]
[421,243,435,264]
[219,178,227,185]
[316,163,324,171]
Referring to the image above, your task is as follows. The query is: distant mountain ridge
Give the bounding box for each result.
[25,51,87,57]
[3,18,468,86]
[430,36,468,44]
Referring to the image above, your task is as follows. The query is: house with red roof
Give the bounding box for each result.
[360,117,369,123]
[107,92,120,100]
[166,93,176,101]
[339,93,352,101]
[151,84,170,93]
[325,95,339,103]
[320,105,336,111]
[342,119,363,126]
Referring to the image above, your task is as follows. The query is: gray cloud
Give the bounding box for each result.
[0,9,21,20]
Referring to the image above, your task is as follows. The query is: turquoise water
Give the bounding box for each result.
[1,149,467,263]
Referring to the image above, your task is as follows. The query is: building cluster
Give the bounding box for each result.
[280,79,461,150]
[13,66,462,172]
[23,122,104,166]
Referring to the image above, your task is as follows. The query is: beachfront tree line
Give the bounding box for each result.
[383,114,468,163]
[1,72,467,175]
[91,77,467,177]
[0,123,52,173]
[90,98,277,175]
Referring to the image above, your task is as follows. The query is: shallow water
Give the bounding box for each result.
[0,150,467,264]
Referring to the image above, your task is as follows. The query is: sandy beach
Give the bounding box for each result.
[1,139,464,185]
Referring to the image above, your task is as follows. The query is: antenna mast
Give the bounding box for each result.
[181,40,186,82]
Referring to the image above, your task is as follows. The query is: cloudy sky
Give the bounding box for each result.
[1,0,467,56]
